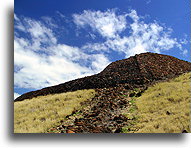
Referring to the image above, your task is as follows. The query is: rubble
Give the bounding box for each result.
[15,52,191,102]
[47,85,142,133]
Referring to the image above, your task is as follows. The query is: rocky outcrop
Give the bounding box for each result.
[15,52,191,102]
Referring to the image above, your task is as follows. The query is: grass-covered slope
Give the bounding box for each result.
[14,72,190,133]
[125,72,190,133]
[14,89,95,133]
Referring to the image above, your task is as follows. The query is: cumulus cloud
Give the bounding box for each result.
[14,15,110,89]
[73,9,127,38]
[80,9,184,57]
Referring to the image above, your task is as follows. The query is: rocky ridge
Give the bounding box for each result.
[15,52,191,102]
[48,86,146,133]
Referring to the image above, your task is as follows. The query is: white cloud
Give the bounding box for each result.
[180,38,188,45]
[14,92,20,99]
[14,14,25,32]
[41,16,58,28]
[182,49,188,56]
[14,9,187,94]
[82,42,109,52]
[73,9,127,38]
[128,9,139,22]
[91,54,110,73]
[14,15,110,90]
[79,9,183,58]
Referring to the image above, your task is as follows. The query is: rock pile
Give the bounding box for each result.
[15,52,191,102]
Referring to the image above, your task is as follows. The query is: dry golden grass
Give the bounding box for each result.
[14,89,95,133]
[133,72,191,133]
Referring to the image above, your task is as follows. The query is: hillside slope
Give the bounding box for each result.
[47,72,191,133]
[15,52,191,102]
[123,72,191,133]
[14,73,190,133]
[14,89,95,133]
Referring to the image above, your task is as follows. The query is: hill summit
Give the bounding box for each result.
[15,52,191,102]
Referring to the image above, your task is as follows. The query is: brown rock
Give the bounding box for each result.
[66,130,75,133]
[15,52,191,102]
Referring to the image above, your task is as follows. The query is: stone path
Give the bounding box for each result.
[48,85,146,133]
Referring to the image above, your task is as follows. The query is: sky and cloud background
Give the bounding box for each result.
[14,0,190,98]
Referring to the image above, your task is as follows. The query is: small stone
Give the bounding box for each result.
[67,130,75,133]
[166,111,171,115]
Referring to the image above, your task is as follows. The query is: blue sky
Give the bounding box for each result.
[14,0,190,98]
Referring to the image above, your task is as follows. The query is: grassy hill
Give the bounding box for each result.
[14,72,190,133]
[14,89,95,133]
[122,72,191,133]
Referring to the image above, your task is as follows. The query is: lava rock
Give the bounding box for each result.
[15,52,191,102]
